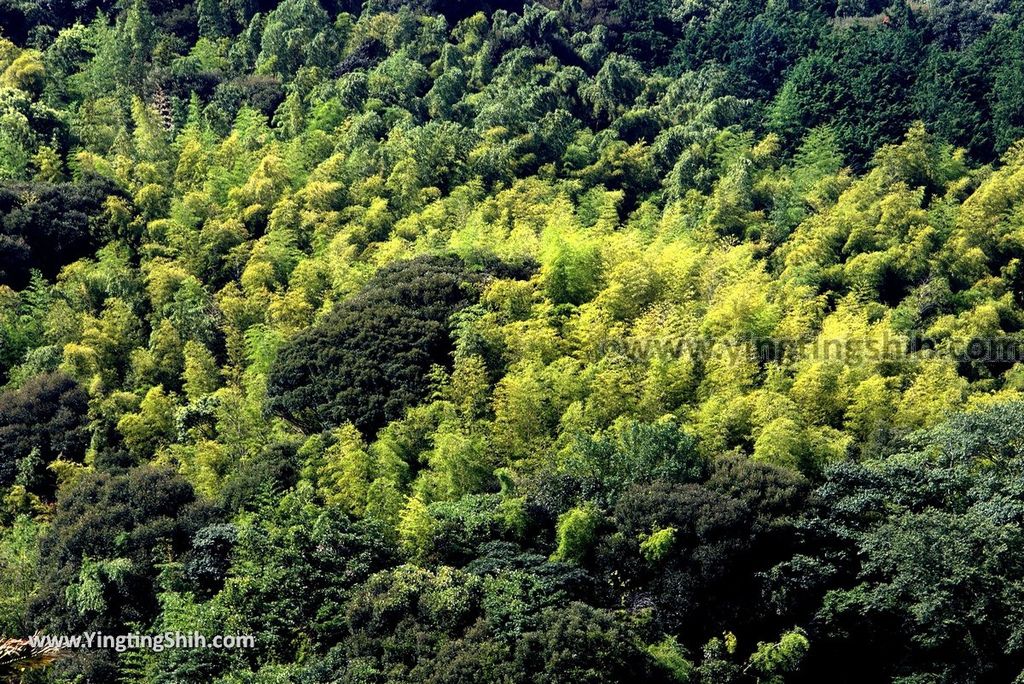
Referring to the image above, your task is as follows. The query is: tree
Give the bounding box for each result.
[267,255,483,435]
[30,466,210,636]
[772,401,1024,682]
[196,0,227,38]
[512,603,665,684]
[156,490,394,676]
[581,53,645,124]
[0,177,121,287]
[113,0,155,93]
[0,515,41,634]
[565,419,707,500]
[117,385,177,460]
[600,456,808,641]
[182,341,220,401]
[770,24,924,165]
[541,231,603,306]
[256,0,336,78]
[0,372,89,498]
[550,502,601,564]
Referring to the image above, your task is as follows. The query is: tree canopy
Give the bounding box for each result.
[2,1,1024,682]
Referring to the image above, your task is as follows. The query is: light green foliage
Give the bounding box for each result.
[0,103,34,180]
[66,557,134,617]
[551,501,601,564]
[541,226,604,305]
[749,629,810,684]
[0,515,41,634]
[417,421,494,501]
[647,635,694,682]
[640,526,677,563]
[398,495,434,560]
[315,424,375,515]
[182,341,220,400]
[117,385,177,459]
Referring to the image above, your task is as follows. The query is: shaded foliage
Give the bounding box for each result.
[268,255,484,436]
[0,372,88,496]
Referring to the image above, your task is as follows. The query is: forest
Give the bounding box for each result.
[2,0,1024,681]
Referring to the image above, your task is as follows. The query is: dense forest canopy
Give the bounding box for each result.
[3,0,1024,682]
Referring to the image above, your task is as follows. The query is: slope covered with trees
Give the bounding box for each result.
[3,0,1024,682]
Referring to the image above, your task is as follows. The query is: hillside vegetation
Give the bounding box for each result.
[3,1,1024,682]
